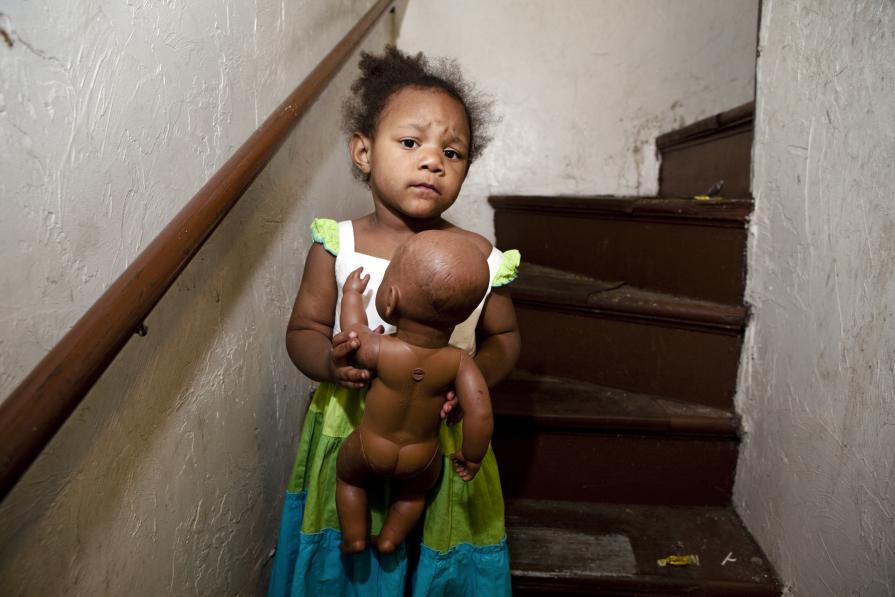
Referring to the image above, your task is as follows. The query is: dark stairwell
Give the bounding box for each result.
[490,103,781,596]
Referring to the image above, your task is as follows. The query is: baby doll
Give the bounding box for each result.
[335,230,494,555]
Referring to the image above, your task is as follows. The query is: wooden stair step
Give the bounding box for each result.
[657,101,754,198]
[493,370,739,436]
[512,262,747,331]
[508,264,744,409]
[506,498,780,596]
[492,372,739,505]
[490,195,753,223]
[491,195,751,304]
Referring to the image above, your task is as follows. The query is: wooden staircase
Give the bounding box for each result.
[492,103,780,596]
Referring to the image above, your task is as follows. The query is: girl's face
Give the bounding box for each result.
[351,86,471,222]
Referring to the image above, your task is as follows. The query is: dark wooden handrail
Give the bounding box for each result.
[0,0,394,500]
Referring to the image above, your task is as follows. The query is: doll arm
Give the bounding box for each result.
[286,244,370,389]
[453,352,493,474]
[339,267,383,372]
[340,267,371,331]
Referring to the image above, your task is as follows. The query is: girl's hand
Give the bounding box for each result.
[451,452,482,482]
[440,390,464,426]
[329,326,385,389]
[329,330,370,389]
[344,267,370,294]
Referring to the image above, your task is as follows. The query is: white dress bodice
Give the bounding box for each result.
[332,220,503,356]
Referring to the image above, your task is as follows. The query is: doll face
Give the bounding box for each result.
[352,86,471,221]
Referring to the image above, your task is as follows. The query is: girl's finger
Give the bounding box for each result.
[332,339,359,359]
[332,330,358,346]
[347,368,369,382]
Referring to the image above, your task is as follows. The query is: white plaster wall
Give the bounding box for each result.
[0,1,393,594]
[735,1,895,595]
[397,0,759,240]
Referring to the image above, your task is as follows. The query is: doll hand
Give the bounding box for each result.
[451,452,482,482]
[329,330,371,390]
[439,390,464,426]
[343,267,370,294]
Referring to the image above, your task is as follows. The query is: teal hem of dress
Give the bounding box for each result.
[416,538,512,596]
[267,490,512,596]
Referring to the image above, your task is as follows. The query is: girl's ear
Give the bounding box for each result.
[349,133,372,175]
[381,285,400,322]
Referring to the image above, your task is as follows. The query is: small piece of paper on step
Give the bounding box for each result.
[657,554,700,567]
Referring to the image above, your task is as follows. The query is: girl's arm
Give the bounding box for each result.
[474,288,521,387]
[286,243,370,389]
[440,287,520,424]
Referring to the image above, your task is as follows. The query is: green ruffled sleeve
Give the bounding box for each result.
[309,218,339,256]
[492,249,521,287]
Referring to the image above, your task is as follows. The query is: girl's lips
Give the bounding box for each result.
[411,183,440,195]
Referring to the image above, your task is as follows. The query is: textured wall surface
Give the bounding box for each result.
[0,1,390,594]
[735,1,895,595]
[397,0,759,239]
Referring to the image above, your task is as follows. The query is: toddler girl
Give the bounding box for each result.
[268,46,520,597]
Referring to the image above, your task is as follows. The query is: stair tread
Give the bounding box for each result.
[512,262,747,329]
[494,370,738,436]
[506,498,779,595]
[656,101,755,150]
[490,195,753,225]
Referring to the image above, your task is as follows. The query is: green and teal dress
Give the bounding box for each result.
[268,219,520,596]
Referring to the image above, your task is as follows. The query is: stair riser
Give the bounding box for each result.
[495,211,746,304]
[659,128,753,198]
[515,306,742,409]
[493,428,737,506]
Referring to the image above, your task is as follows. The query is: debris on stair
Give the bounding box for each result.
[657,554,700,567]
[694,179,725,201]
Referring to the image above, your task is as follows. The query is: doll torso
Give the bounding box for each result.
[358,335,461,478]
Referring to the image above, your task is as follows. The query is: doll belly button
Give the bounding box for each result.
[412,368,425,382]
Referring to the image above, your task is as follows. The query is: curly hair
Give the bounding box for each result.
[343,45,494,181]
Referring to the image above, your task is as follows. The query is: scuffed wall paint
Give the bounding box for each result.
[735,1,895,595]
[397,0,758,240]
[0,1,391,594]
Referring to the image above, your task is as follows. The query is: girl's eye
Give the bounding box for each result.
[444,149,463,160]
[400,138,418,149]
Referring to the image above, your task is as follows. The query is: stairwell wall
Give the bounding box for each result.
[0,1,395,594]
[397,0,759,240]
[736,1,895,595]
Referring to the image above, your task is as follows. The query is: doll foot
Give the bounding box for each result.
[339,538,367,554]
[371,535,398,554]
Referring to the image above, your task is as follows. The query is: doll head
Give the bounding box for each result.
[376,231,490,329]
[343,45,494,184]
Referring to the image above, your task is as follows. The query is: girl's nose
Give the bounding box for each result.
[418,148,444,173]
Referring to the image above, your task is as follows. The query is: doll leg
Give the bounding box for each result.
[336,430,373,553]
[374,448,442,554]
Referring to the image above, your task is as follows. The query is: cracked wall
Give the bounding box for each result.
[397,0,759,240]
[0,1,392,594]
[735,1,895,595]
